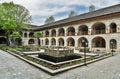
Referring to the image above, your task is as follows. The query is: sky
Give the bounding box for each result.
[0,0,120,26]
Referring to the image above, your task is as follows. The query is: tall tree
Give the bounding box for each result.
[45,16,55,24]
[34,32,42,46]
[10,31,21,47]
[0,2,32,45]
[68,11,76,17]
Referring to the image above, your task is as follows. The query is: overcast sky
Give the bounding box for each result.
[0,0,120,26]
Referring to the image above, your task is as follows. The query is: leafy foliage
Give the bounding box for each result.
[45,16,55,24]
[34,32,42,46]
[0,2,32,45]
[10,31,21,47]
[10,31,21,39]
[68,11,76,17]
[34,32,42,38]
[0,2,31,31]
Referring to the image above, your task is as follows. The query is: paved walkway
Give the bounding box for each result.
[0,50,51,79]
[0,50,120,79]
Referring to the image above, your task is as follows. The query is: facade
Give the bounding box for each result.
[1,4,120,52]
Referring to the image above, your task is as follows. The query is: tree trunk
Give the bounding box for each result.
[6,35,10,46]
[37,37,40,46]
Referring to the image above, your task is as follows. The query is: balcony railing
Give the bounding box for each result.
[45,35,49,37]
[110,28,117,33]
[92,30,105,35]
[67,32,75,36]
[51,34,56,37]
[29,35,34,37]
[77,31,88,35]
[58,33,65,36]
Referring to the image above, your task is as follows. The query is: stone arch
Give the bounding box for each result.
[78,25,88,35]
[24,33,27,37]
[92,22,106,34]
[15,38,22,45]
[110,39,117,49]
[45,38,49,45]
[110,23,117,33]
[58,38,64,46]
[45,31,49,37]
[38,38,41,46]
[67,37,75,46]
[51,29,56,37]
[0,37,7,44]
[0,29,6,36]
[67,27,75,36]
[51,38,56,45]
[29,32,34,37]
[92,37,106,48]
[58,28,65,36]
[28,39,35,44]
[78,37,88,47]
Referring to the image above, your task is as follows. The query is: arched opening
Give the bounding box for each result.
[58,38,64,46]
[45,31,49,37]
[29,32,34,37]
[51,29,56,37]
[110,23,117,33]
[67,37,75,46]
[15,38,22,46]
[24,33,27,37]
[28,39,34,44]
[67,27,75,36]
[37,38,41,46]
[51,38,56,45]
[78,37,88,47]
[78,25,88,35]
[110,39,117,49]
[92,22,106,34]
[0,29,6,36]
[58,28,65,36]
[92,37,106,48]
[0,37,7,45]
[45,39,49,45]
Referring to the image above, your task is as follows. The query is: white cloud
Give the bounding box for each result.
[1,0,120,25]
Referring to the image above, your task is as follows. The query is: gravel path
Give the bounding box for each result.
[0,50,120,79]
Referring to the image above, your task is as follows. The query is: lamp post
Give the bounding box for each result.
[82,38,88,66]
[111,41,114,56]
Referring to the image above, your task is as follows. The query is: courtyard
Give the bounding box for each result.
[0,2,120,79]
[0,49,120,79]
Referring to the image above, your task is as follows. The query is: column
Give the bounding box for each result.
[56,38,59,46]
[75,38,78,47]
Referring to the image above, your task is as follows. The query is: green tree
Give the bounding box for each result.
[45,16,55,24]
[0,2,31,45]
[10,31,21,47]
[34,32,42,46]
[68,11,76,17]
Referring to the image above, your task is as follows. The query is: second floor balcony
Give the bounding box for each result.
[92,29,105,35]
[77,31,88,35]
[67,32,75,36]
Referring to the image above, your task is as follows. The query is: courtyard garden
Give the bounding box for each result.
[0,45,114,75]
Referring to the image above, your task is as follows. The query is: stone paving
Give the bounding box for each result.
[0,50,51,79]
[0,49,120,79]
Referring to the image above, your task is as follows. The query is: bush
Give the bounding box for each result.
[7,47,14,51]
[15,47,23,51]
